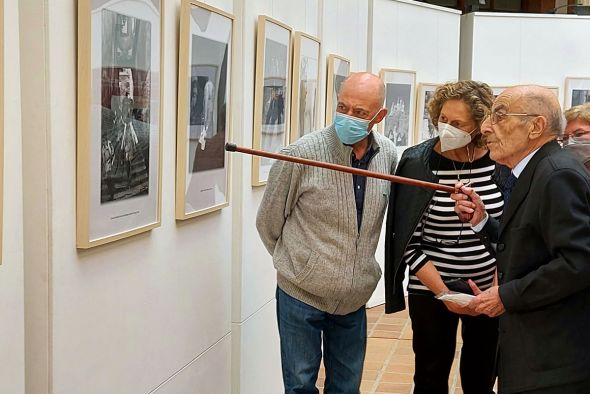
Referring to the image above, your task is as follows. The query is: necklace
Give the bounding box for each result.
[466,144,475,163]
[451,152,473,183]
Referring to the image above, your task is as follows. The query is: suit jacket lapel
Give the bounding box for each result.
[498,141,560,236]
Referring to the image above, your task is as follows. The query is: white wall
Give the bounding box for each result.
[460,12,590,108]
[24,0,233,392]
[368,0,461,307]
[0,1,25,393]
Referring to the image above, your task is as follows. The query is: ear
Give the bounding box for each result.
[373,108,388,124]
[528,115,547,140]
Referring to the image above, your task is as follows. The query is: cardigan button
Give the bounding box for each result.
[497,243,505,252]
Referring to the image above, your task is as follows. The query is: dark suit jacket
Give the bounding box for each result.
[481,141,590,393]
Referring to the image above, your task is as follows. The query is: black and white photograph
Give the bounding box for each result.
[384,83,411,146]
[325,54,350,125]
[563,78,589,109]
[290,32,320,142]
[260,38,288,164]
[252,16,292,186]
[187,42,226,174]
[100,9,152,203]
[77,0,162,248]
[572,89,590,106]
[176,1,233,219]
[415,83,439,143]
[379,69,415,150]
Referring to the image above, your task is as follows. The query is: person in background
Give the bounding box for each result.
[452,85,590,393]
[563,102,590,143]
[384,80,502,394]
[563,103,590,171]
[257,72,397,394]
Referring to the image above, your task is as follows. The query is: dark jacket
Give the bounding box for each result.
[383,138,509,314]
[477,141,590,392]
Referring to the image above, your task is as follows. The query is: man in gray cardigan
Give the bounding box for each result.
[256,73,398,394]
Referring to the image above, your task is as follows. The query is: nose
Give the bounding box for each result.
[480,116,493,135]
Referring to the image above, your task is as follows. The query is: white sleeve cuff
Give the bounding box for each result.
[471,212,489,233]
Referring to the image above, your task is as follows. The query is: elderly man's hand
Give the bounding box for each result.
[442,300,480,316]
[468,283,506,317]
[451,182,487,226]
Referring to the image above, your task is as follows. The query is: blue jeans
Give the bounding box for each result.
[276,287,367,394]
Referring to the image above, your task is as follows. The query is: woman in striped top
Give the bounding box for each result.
[384,81,505,394]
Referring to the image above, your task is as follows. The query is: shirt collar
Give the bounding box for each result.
[512,148,540,178]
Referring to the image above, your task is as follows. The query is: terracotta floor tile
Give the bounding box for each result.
[380,372,414,384]
[363,361,383,371]
[385,363,414,375]
[389,354,414,365]
[362,369,379,380]
[375,382,413,393]
[392,346,413,355]
[360,380,376,391]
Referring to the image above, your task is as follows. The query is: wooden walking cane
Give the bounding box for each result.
[225,143,456,194]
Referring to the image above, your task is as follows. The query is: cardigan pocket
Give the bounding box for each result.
[294,251,337,297]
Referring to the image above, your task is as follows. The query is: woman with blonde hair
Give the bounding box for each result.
[384,80,507,394]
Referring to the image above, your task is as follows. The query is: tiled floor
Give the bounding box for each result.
[316,303,465,394]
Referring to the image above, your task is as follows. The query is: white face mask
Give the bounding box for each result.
[438,122,476,152]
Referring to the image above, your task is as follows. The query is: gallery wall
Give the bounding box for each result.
[368,0,461,307]
[0,1,25,393]
[460,12,590,108]
[21,0,233,392]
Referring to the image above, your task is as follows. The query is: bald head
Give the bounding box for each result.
[339,72,385,111]
[501,85,563,136]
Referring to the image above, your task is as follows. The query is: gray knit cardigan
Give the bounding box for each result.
[256,125,398,315]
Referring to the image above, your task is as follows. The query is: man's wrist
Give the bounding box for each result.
[471,212,489,232]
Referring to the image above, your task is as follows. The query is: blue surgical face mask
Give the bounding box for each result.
[334,111,380,145]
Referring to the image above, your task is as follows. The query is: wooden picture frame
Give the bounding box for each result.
[379,68,416,150]
[414,83,440,144]
[325,54,350,125]
[176,0,233,219]
[77,0,163,248]
[251,15,292,186]
[290,32,320,142]
[564,77,590,109]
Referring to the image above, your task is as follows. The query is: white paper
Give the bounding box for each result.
[436,292,475,306]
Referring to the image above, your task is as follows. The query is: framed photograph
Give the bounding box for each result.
[325,54,350,125]
[252,15,292,186]
[564,77,590,109]
[290,32,320,142]
[77,0,163,248]
[176,0,233,219]
[414,83,440,143]
[380,68,416,150]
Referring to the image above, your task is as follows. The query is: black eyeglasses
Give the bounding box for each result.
[419,198,464,246]
[490,111,541,125]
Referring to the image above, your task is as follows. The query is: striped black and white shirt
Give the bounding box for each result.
[405,151,504,295]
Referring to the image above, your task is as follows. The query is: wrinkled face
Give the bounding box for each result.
[438,99,477,134]
[482,92,538,168]
[564,118,590,142]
